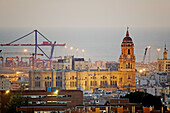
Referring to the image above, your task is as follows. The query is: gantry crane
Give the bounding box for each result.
[0,29,65,60]
[0,30,66,69]
[0,51,42,68]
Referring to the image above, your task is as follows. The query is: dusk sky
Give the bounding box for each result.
[0,0,170,62]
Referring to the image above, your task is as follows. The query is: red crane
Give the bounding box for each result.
[0,30,66,60]
[0,30,66,70]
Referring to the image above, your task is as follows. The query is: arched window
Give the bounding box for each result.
[128,49,130,55]
[128,63,130,68]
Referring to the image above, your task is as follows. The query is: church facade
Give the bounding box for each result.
[29,28,136,91]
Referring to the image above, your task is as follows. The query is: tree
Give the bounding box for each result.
[122,91,144,103]
[121,91,162,110]
[141,93,154,107]
[6,93,28,113]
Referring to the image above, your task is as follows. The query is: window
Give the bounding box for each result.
[105,81,107,85]
[35,81,40,87]
[95,81,97,86]
[56,81,58,87]
[72,82,74,87]
[128,49,130,55]
[70,82,72,87]
[128,76,130,79]
[85,81,87,86]
[128,63,130,68]
[35,76,40,80]
[115,81,117,86]
[100,81,102,86]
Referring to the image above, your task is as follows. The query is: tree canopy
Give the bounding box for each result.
[6,93,28,113]
[121,91,162,110]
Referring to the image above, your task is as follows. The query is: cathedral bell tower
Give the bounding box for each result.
[119,27,135,72]
[163,44,167,60]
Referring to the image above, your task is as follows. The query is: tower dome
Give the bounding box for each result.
[123,27,133,43]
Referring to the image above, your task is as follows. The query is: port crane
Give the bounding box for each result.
[0,30,66,69]
[0,29,65,60]
[0,51,43,68]
[142,47,148,63]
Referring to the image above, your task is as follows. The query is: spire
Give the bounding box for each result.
[164,44,167,52]
[126,27,129,37]
[163,43,167,60]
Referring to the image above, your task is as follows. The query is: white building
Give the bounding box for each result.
[0,75,11,90]
[140,79,148,86]
[154,72,167,84]
[146,87,161,96]
[149,80,156,86]
[52,56,89,70]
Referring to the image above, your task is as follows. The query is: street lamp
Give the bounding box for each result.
[70,47,73,56]
[64,46,67,56]
[157,48,161,59]
[76,48,79,57]
[24,49,28,61]
[139,70,143,73]
[54,90,59,94]
[5,90,10,94]
[82,49,85,58]
[24,49,28,52]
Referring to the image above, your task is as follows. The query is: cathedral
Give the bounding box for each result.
[29,28,136,91]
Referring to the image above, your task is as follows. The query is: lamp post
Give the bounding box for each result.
[24,49,27,53]
[76,48,79,57]
[65,46,67,56]
[157,48,161,59]
[5,90,10,94]
[70,47,73,56]
[23,49,28,62]
[82,49,85,58]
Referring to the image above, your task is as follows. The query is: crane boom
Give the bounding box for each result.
[0,43,65,46]
[142,48,148,63]
[0,30,66,60]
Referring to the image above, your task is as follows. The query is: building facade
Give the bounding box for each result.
[157,45,170,73]
[52,56,89,70]
[0,75,11,90]
[0,89,83,113]
[29,29,136,91]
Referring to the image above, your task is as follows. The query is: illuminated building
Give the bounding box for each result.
[0,89,83,113]
[29,28,136,91]
[52,56,89,70]
[157,45,170,73]
[0,75,11,90]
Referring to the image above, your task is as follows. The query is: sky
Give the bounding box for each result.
[0,0,170,62]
